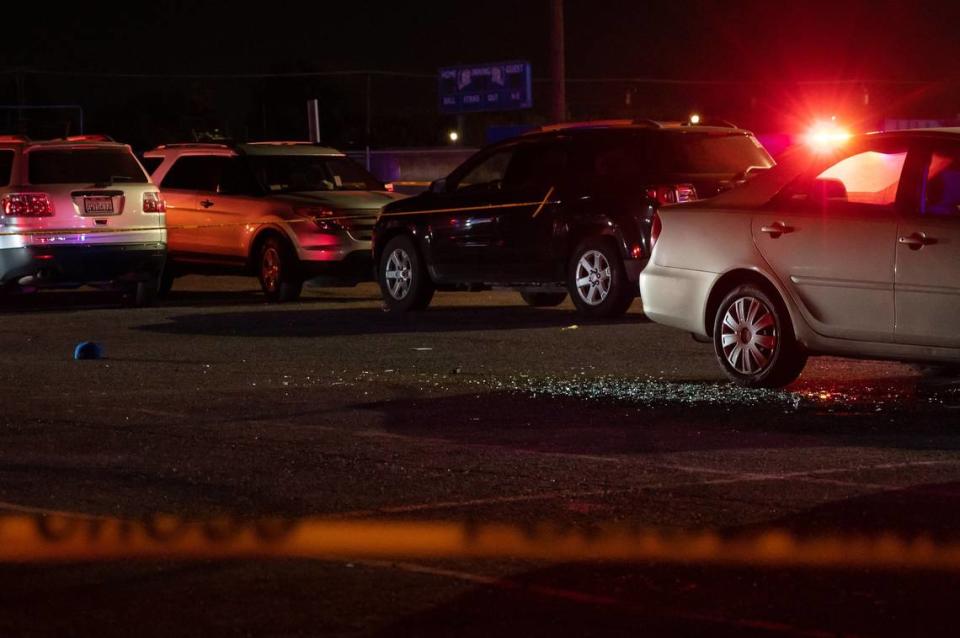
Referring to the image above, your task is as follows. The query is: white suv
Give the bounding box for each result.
[144,142,404,302]
[0,135,166,305]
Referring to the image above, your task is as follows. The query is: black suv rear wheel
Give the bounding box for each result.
[258,237,303,303]
[567,237,634,318]
[378,235,435,312]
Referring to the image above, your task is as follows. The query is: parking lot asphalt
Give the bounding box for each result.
[1,276,960,637]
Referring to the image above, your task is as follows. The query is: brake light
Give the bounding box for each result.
[650,212,663,252]
[1,193,55,217]
[384,182,395,193]
[644,184,698,206]
[142,192,166,213]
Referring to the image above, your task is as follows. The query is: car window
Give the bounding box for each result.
[246,155,383,193]
[658,133,773,175]
[160,156,227,191]
[28,148,148,184]
[452,147,514,193]
[922,149,960,217]
[503,142,568,193]
[141,157,163,176]
[0,150,13,186]
[781,147,908,213]
[218,157,262,195]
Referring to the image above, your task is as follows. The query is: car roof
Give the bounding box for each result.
[0,135,130,152]
[519,123,756,145]
[144,141,345,158]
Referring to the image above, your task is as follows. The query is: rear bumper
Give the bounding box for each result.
[639,264,718,336]
[0,242,167,287]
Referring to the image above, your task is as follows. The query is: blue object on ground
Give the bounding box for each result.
[73,342,103,360]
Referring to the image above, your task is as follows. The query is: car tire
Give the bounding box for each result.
[258,237,303,303]
[567,237,635,318]
[378,235,435,312]
[158,262,176,299]
[121,277,159,308]
[712,284,807,388]
[520,291,567,307]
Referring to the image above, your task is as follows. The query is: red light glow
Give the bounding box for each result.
[804,121,852,153]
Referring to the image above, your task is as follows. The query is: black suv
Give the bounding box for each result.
[372,121,774,317]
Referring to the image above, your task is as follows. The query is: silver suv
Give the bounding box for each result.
[144,142,404,302]
[0,135,166,305]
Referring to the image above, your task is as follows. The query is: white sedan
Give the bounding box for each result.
[639,129,960,387]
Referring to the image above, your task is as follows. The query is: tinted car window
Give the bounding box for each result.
[141,157,164,176]
[246,156,383,193]
[658,133,773,174]
[28,148,147,184]
[0,150,13,186]
[452,147,514,193]
[923,149,960,217]
[503,142,568,192]
[218,158,262,195]
[161,156,227,191]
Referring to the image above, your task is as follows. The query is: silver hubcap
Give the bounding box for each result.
[384,248,413,300]
[261,247,281,292]
[720,296,778,375]
[575,250,612,306]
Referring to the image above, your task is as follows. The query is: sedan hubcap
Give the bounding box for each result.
[575,250,611,306]
[720,296,778,375]
[384,248,413,300]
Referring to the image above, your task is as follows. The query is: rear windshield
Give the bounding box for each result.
[658,134,773,175]
[28,148,148,185]
[246,155,384,193]
[0,150,13,186]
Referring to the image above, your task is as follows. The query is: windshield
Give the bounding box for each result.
[247,155,384,193]
[28,148,148,184]
[659,133,774,175]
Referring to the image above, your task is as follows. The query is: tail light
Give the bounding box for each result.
[1,193,55,217]
[384,182,395,193]
[644,183,698,206]
[142,192,166,213]
[650,211,663,253]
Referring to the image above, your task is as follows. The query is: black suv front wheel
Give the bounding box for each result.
[379,235,435,312]
[567,237,635,318]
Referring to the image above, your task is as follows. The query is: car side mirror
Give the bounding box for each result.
[429,178,447,194]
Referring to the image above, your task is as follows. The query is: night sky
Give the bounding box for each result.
[2,1,958,147]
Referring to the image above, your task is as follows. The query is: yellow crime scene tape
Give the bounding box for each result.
[2,514,960,569]
[0,188,560,237]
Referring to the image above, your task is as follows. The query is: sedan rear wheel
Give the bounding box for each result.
[713,284,806,388]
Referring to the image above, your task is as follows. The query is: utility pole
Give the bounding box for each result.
[550,0,566,123]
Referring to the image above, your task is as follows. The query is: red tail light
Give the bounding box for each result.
[644,184,698,206]
[1,193,55,217]
[650,211,663,252]
[142,192,166,213]
[384,182,395,193]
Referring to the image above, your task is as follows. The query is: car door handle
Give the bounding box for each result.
[760,222,794,238]
[898,232,936,250]
[200,199,215,209]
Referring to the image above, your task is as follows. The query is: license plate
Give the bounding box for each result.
[83,197,114,214]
